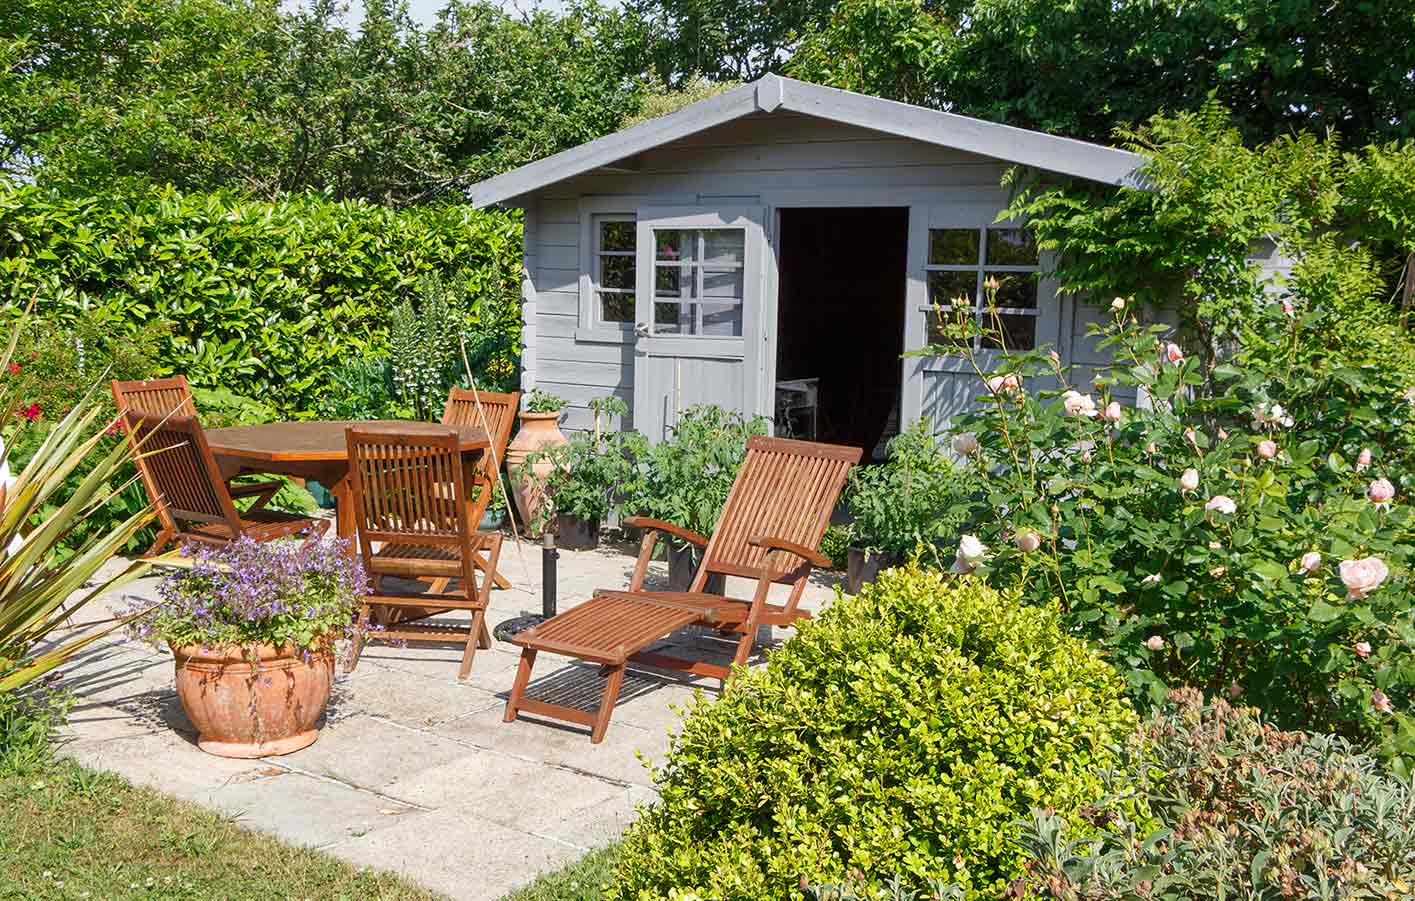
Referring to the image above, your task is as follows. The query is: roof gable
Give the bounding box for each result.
[468,75,1146,208]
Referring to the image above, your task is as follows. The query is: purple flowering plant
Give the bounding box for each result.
[124,537,374,658]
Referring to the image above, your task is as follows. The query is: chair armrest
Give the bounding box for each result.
[747,534,832,569]
[623,516,709,548]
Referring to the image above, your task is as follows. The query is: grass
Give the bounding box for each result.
[0,755,442,900]
[501,843,622,901]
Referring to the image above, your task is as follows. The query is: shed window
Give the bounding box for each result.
[593,216,635,325]
[651,227,744,336]
[925,227,1040,351]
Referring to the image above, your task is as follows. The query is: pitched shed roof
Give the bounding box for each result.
[467,75,1147,208]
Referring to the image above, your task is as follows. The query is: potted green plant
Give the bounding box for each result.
[631,405,768,591]
[844,420,970,593]
[506,388,567,533]
[123,537,373,759]
[525,397,645,550]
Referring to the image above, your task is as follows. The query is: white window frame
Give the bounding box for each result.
[591,214,636,330]
[576,198,637,343]
[648,227,746,337]
[923,225,1043,354]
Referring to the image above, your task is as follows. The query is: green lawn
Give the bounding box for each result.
[502,844,621,901]
[0,756,442,900]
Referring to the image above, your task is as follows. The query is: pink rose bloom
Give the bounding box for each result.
[1372,689,1393,714]
[1281,298,1294,317]
[1144,635,1165,651]
[1014,530,1041,553]
[1256,439,1277,460]
[952,432,979,456]
[1299,551,1321,574]
[1145,442,1158,454]
[1061,390,1098,418]
[1179,468,1199,492]
[1339,556,1389,599]
[1228,681,1243,699]
[1102,401,1123,423]
[987,373,1021,395]
[1368,477,1395,506]
[1356,448,1372,470]
[1354,641,1372,659]
[1205,495,1236,515]
[1164,342,1184,365]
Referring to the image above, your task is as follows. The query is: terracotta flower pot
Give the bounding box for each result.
[505,410,567,535]
[171,642,334,759]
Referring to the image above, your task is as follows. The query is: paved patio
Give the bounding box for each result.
[53,534,842,900]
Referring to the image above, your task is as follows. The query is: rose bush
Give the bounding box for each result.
[934,296,1415,770]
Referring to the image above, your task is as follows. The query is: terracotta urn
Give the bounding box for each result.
[504,409,567,535]
[171,642,334,758]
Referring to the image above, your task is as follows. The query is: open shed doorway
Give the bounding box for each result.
[774,207,908,456]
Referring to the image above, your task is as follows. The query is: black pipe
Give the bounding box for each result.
[542,531,559,619]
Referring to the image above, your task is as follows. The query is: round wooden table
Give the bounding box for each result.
[205,420,490,545]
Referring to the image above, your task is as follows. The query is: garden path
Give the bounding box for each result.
[50,535,843,900]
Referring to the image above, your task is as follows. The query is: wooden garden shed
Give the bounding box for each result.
[468,75,1146,454]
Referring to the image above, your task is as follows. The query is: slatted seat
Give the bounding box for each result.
[122,412,328,553]
[345,424,504,679]
[505,435,860,743]
[112,376,283,554]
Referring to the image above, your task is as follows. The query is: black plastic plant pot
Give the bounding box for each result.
[556,513,601,551]
[667,543,725,594]
[845,546,891,594]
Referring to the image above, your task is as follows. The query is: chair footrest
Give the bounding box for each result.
[511,595,703,665]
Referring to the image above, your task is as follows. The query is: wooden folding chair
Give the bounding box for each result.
[111,376,282,521]
[439,387,518,589]
[505,436,861,742]
[345,425,504,680]
[123,412,328,555]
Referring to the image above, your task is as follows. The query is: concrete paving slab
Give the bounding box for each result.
[277,714,473,793]
[209,770,421,848]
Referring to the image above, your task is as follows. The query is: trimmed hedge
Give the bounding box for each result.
[609,566,1139,899]
[0,182,521,416]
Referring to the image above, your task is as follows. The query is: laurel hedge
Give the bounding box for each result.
[0,182,522,417]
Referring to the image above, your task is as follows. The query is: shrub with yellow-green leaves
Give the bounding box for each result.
[608,566,1139,899]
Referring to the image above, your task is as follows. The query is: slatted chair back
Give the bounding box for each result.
[346,425,472,552]
[693,436,861,590]
[441,389,518,486]
[111,376,198,419]
[124,412,241,531]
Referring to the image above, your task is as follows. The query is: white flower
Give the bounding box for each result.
[1111,297,1126,312]
[951,534,990,574]
[1368,477,1396,506]
[951,432,979,456]
[1101,401,1123,424]
[1144,635,1165,651]
[1014,530,1041,553]
[1299,551,1321,574]
[1357,448,1372,470]
[1205,495,1237,515]
[1062,390,1098,418]
[1179,468,1200,492]
[1142,572,1162,585]
[1256,439,1277,460]
[986,373,1021,395]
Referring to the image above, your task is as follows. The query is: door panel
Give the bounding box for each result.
[634,207,766,441]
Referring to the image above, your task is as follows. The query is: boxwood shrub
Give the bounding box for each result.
[608,566,1139,899]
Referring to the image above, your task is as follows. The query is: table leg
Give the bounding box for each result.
[332,472,356,553]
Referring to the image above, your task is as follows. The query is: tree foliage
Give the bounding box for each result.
[0,0,646,204]
[627,0,833,83]
[789,0,1415,147]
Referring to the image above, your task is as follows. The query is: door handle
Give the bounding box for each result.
[633,322,650,338]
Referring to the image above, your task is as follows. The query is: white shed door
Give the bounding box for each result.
[903,204,1062,429]
[633,206,767,442]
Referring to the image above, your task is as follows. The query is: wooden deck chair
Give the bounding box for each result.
[504,436,861,742]
[112,376,282,516]
[439,387,518,589]
[123,412,328,555]
[345,425,504,680]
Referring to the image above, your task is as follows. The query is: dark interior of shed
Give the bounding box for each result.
[774,207,907,457]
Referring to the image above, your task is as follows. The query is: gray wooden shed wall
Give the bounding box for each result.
[520,111,1024,432]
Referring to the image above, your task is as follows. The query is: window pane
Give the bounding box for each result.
[599,254,633,290]
[655,230,693,262]
[599,292,634,323]
[925,306,973,350]
[700,303,742,336]
[986,272,1038,309]
[701,268,742,300]
[928,229,980,265]
[980,313,1037,351]
[986,228,1038,266]
[655,265,684,296]
[599,220,634,252]
[928,271,978,309]
[701,229,744,266]
[654,302,687,333]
